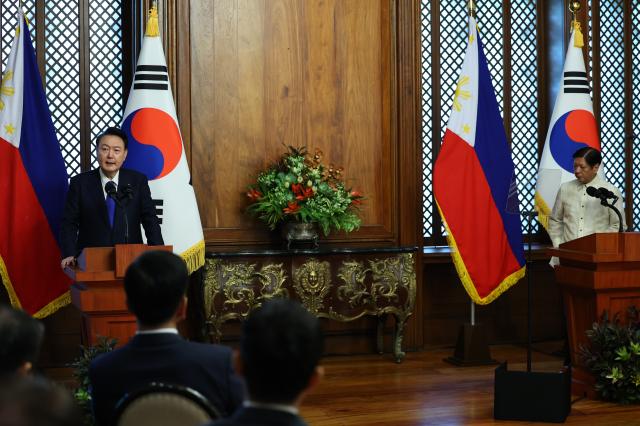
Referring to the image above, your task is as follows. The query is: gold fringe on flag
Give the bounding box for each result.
[145,3,160,37]
[180,239,205,274]
[0,256,70,318]
[534,192,552,232]
[0,256,22,309]
[436,201,526,305]
[33,292,71,319]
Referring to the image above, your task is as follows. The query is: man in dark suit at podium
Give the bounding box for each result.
[89,251,243,426]
[59,127,163,269]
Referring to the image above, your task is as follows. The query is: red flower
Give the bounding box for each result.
[283,201,300,214]
[350,190,363,205]
[291,183,313,201]
[302,187,314,198]
[246,188,262,200]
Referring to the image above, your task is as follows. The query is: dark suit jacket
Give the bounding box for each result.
[89,333,244,426]
[205,407,308,426]
[60,168,163,258]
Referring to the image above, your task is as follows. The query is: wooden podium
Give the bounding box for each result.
[549,232,640,397]
[67,244,172,347]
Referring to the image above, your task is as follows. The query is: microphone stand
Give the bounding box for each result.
[493,209,572,422]
[521,210,536,372]
[599,196,624,233]
[114,188,132,244]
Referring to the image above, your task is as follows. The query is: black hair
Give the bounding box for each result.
[96,127,129,150]
[0,305,45,375]
[124,251,188,327]
[572,147,602,168]
[241,298,323,403]
[0,375,82,426]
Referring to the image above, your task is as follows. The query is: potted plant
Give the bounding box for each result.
[580,307,640,404]
[68,336,118,425]
[245,146,363,247]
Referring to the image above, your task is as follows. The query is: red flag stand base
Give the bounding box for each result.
[494,362,571,423]
[443,323,498,366]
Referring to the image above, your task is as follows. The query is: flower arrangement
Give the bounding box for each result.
[246,146,363,236]
[580,307,640,404]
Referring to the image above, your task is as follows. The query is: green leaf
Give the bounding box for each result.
[244,145,363,236]
[616,346,631,361]
[67,336,117,425]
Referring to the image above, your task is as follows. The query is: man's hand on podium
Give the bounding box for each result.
[61,256,76,270]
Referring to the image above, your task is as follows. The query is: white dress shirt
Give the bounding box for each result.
[548,174,625,249]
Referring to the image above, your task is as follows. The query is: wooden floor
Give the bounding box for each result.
[301,344,640,425]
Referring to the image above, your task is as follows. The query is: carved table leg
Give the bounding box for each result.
[393,315,407,363]
[376,315,386,354]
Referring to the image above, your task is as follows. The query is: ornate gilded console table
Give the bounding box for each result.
[203,247,417,363]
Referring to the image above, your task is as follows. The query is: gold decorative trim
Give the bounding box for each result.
[336,260,370,308]
[203,258,288,342]
[202,252,416,362]
[180,239,205,274]
[292,258,331,314]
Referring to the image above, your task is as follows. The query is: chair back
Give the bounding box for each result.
[114,382,221,426]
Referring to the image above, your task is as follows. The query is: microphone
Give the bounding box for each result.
[586,185,623,233]
[586,186,600,198]
[586,186,617,200]
[105,181,118,199]
[105,181,129,243]
[597,187,616,199]
[117,183,134,202]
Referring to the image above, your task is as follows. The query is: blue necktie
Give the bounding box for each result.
[106,194,115,227]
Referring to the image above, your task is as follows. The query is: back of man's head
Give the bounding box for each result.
[241,298,323,404]
[0,305,44,376]
[0,374,82,426]
[124,251,188,327]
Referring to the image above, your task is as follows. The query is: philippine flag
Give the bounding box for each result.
[535,24,599,231]
[0,11,71,317]
[433,17,525,305]
[121,6,204,273]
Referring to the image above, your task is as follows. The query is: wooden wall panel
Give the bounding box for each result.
[422,259,564,348]
[190,0,395,247]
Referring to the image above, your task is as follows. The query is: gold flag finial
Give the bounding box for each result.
[569,1,584,48]
[145,1,160,37]
[468,0,476,19]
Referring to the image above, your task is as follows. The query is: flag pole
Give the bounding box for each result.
[468,0,476,329]
[569,0,580,21]
[468,0,478,332]
[470,300,475,326]
[569,1,584,47]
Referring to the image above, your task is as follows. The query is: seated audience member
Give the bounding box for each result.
[0,304,45,377]
[205,298,324,426]
[0,374,82,426]
[89,251,243,426]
